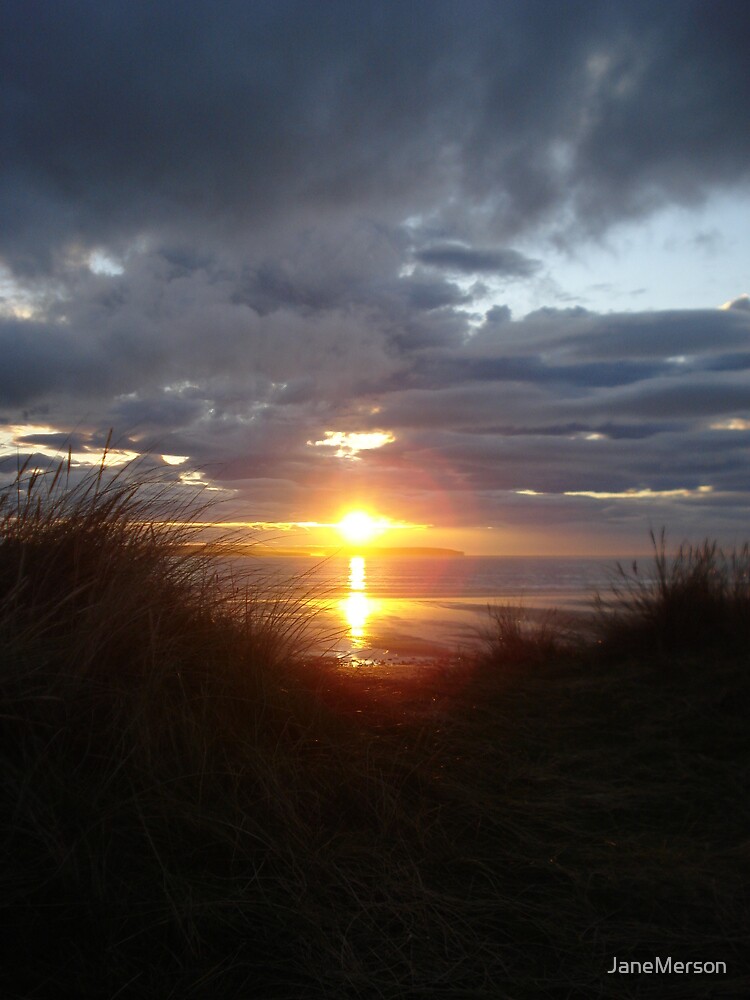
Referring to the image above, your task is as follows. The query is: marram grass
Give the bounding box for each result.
[594,528,750,657]
[1,461,749,998]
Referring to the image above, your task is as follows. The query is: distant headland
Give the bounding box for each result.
[364,546,464,558]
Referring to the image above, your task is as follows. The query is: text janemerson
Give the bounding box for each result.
[607,957,727,975]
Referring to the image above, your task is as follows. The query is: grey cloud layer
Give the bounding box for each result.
[2,1,750,545]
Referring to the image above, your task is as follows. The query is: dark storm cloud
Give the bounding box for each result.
[547,309,750,360]
[377,423,748,499]
[401,306,750,398]
[13,430,92,452]
[109,389,209,433]
[240,257,468,316]
[483,305,513,326]
[415,353,674,390]
[415,245,541,277]
[0,318,113,404]
[589,378,750,420]
[2,0,750,272]
[697,352,750,375]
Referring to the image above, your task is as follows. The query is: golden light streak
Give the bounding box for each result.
[308,429,395,459]
[710,418,750,431]
[0,424,139,467]
[516,486,713,500]
[564,486,713,500]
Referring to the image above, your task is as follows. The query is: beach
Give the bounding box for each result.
[243,552,608,665]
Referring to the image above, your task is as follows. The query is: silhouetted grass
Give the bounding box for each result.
[477,603,580,670]
[2,465,748,999]
[594,528,750,658]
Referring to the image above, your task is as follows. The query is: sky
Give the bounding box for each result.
[1,0,749,556]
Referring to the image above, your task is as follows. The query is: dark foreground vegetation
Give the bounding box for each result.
[2,460,749,998]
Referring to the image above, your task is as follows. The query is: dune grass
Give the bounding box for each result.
[1,462,748,997]
[594,528,750,658]
[476,603,581,670]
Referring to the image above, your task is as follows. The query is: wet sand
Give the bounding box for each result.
[313,596,596,670]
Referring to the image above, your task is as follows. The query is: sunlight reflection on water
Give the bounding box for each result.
[335,556,453,664]
[340,556,381,648]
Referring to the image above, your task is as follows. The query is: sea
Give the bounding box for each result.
[234,553,622,665]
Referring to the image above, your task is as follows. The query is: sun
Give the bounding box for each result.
[336,510,387,545]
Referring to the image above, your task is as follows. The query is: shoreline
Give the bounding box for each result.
[310,598,597,668]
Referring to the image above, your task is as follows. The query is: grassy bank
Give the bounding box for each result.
[2,462,748,997]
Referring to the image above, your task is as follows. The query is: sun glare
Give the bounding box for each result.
[336,510,388,545]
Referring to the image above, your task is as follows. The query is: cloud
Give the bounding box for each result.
[721,294,750,313]
[4,276,750,539]
[415,244,541,277]
[3,2,750,549]
[2,1,750,275]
